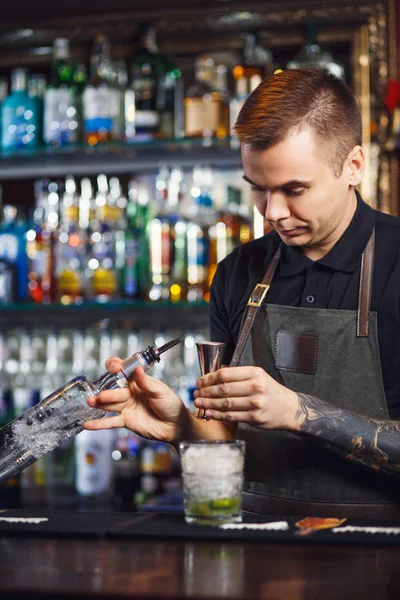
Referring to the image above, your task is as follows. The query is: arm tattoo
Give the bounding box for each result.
[296,393,400,477]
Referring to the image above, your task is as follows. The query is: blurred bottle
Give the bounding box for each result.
[44,38,80,147]
[184,56,229,141]
[131,22,164,140]
[56,176,84,304]
[90,175,117,301]
[83,35,114,145]
[112,429,141,511]
[1,68,39,153]
[158,54,184,139]
[115,179,140,299]
[230,33,273,137]
[75,428,115,509]
[26,187,55,304]
[0,204,29,301]
[28,74,46,147]
[0,77,8,143]
[287,24,344,78]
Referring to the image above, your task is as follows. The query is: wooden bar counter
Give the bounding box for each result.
[2,514,400,599]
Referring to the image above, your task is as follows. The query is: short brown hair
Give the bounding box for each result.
[234,68,362,177]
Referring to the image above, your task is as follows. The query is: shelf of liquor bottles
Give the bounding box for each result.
[0,138,242,180]
[0,299,209,329]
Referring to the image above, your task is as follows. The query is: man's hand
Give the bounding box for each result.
[193,366,299,431]
[83,358,190,444]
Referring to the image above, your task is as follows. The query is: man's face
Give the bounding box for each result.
[242,128,360,258]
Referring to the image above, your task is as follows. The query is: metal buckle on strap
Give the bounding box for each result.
[247,284,270,307]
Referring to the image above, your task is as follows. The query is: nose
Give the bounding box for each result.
[264,192,291,224]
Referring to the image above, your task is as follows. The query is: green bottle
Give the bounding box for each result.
[44,38,80,147]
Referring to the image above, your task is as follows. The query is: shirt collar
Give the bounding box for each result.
[279,191,375,277]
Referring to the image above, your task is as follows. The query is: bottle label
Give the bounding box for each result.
[109,88,123,138]
[123,238,138,296]
[184,97,220,137]
[0,234,18,262]
[30,249,49,277]
[1,103,37,150]
[135,110,159,129]
[124,89,136,139]
[83,87,113,133]
[75,430,114,496]
[44,88,79,145]
[58,269,81,296]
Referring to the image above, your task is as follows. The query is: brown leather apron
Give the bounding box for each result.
[231,230,400,519]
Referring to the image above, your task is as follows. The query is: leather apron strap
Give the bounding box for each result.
[230,228,375,368]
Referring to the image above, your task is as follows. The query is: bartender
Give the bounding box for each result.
[85,68,400,518]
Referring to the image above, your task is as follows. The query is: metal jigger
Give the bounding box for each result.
[196,341,226,419]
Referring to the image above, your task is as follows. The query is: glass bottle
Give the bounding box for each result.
[0,337,183,482]
[158,54,184,139]
[1,68,39,152]
[55,176,84,304]
[83,35,114,145]
[230,34,274,137]
[43,38,80,147]
[28,74,46,147]
[287,24,344,79]
[184,56,229,141]
[0,204,29,301]
[131,22,164,140]
[115,179,140,299]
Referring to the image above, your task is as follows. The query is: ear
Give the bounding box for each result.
[345,145,365,186]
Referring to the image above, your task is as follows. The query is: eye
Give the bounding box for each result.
[284,188,306,197]
[250,185,265,193]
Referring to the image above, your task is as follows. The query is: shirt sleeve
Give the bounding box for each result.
[208,260,236,365]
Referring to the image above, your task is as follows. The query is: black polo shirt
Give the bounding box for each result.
[209,193,400,419]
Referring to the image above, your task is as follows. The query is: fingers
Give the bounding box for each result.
[105,356,123,372]
[83,414,125,430]
[202,410,251,423]
[131,366,169,399]
[194,380,252,400]
[87,388,130,408]
[197,366,260,389]
[194,396,253,413]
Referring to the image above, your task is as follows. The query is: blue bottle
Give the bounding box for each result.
[0,205,29,301]
[1,68,39,153]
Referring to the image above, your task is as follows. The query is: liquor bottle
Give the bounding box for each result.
[44,38,80,147]
[184,56,230,140]
[28,74,46,147]
[26,200,54,304]
[119,62,136,143]
[83,35,114,145]
[230,33,274,137]
[158,54,184,139]
[287,24,344,79]
[89,175,117,301]
[147,166,173,301]
[75,428,115,508]
[168,168,187,301]
[1,68,39,153]
[0,77,8,143]
[0,336,183,483]
[56,176,84,304]
[0,205,29,301]
[116,180,140,299]
[131,22,164,140]
[109,61,124,142]
[186,167,214,302]
[112,429,141,511]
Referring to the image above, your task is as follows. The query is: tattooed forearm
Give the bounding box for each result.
[295,393,400,477]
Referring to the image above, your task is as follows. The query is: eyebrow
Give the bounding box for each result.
[242,174,311,191]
